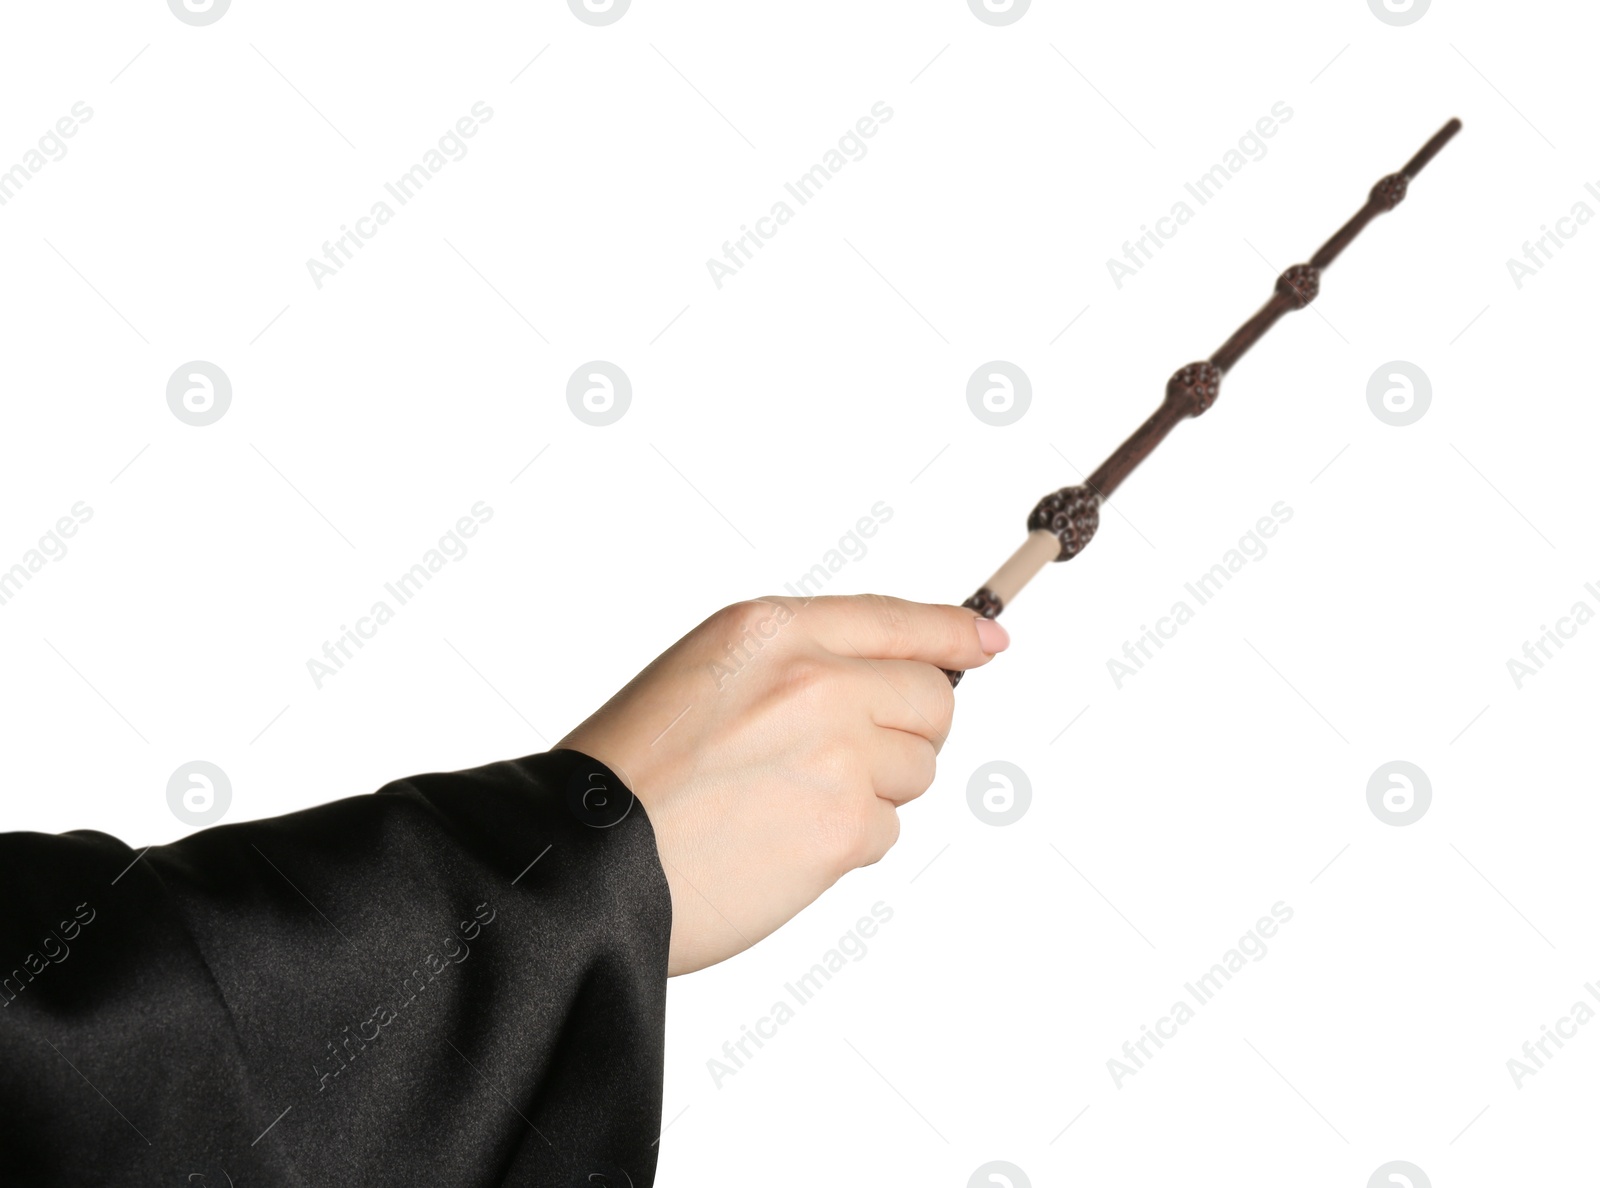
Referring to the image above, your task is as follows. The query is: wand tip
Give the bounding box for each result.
[1403,118,1463,179]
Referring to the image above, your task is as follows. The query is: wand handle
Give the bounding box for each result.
[946,118,1462,687]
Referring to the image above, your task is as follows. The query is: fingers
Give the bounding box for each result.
[772,593,1011,671]
[855,657,946,808]
[848,657,955,752]
[859,799,902,867]
[865,726,937,806]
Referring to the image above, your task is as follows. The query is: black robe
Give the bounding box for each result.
[0,749,670,1187]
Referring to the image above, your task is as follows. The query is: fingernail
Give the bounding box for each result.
[974,617,1010,654]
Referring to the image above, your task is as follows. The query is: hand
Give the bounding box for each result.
[557,594,1010,976]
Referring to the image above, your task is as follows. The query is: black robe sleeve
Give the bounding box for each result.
[0,748,671,1188]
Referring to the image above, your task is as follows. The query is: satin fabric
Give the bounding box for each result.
[0,749,670,1186]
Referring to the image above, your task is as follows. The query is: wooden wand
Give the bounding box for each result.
[947,117,1463,686]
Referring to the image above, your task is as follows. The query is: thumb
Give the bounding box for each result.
[787,594,1010,670]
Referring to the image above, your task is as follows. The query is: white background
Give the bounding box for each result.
[2,1,1595,1184]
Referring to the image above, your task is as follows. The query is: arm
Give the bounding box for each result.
[1,747,668,1185]
[0,593,1005,1186]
